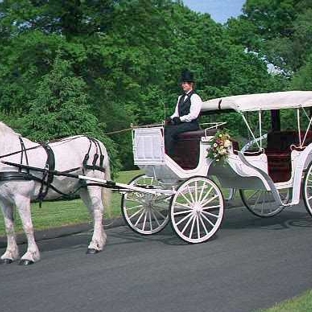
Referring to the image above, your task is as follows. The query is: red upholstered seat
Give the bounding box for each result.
[266,131,312,182]
[231,140,239,152]
[170,129,218,169]
[267,153,291,182]
[178,129,218,139]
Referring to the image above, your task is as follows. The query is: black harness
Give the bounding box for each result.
[36,142,56,203]
[82,137,105,173]
[0,136,106,205]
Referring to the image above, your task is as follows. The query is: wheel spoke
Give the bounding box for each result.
[129,207,144,220]
[141,211,148,231]
[186,185,195,203]
[151,210,161,227]
[180,192,193,206]
[126,204,144,211]
[199,186,214,205]
[202,210,219,219]
[174,201,192,210]
[198,182,207,202]
[196,216,201,239]
[154,194,172,202]
[248,190,260,202]
[202,204,221,211]
[199,215,209,236]
[254,191,262,208]
[173,209,193,216]
[181,214,195,235]
[176,212,193,226]
[260,198,265,214]
[188,216,196,239]
[152,208,167,220]
[200,212,216,227]
[148,210,153,231]
[201,194,219,207]
[134,208,146,227]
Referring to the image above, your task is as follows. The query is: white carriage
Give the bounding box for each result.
[119,90,312,244]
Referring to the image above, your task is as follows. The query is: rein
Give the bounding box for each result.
[0,143,41,160]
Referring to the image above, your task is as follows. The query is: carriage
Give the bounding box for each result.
[2,90,312,265]
[113,90,312,244]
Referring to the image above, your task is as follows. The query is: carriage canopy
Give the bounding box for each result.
[201,91,312,113]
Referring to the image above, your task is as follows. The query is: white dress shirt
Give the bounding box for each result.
[170,91,202,122]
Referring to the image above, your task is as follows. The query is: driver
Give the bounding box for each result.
[164,70,202,156]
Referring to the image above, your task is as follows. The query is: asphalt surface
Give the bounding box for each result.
[0,203,312,312]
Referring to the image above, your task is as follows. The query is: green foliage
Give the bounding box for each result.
[20,57,96,139]
[291,54,312,90]
[228,0,312,77]
[0,0,294,170]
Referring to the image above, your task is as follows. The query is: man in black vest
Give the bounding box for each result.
[164,70,202,156]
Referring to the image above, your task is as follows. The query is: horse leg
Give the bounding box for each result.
[0,200,19,264]
[80,187,107,254]
[15,196,40,265]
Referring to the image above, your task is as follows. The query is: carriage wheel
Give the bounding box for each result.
[302,162,312,216]
[170,176,224,244]
[224,188,236,201]
[121,175,170,235]
[239,188,290,218]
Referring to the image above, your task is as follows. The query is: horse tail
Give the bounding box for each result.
[102,152,112,218]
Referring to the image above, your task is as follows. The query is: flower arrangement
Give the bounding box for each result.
[207,130,232,162]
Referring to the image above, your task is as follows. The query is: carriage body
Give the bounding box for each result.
[132,126,213,182]
[122,91,312,243]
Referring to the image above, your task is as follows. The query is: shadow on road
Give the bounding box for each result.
[222,206,312,231]
[1,205,311,255]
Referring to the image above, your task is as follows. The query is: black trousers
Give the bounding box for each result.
[164,121,200,155]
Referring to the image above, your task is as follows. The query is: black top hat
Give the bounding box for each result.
[181,70,195,83]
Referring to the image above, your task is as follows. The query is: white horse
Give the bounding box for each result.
[0,122,111,265]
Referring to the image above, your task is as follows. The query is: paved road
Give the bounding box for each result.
[1,204,312,312]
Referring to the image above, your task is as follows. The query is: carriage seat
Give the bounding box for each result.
[267,130,312,151]
[177,128,218,140]
[266,130,312,182]
[170,129,218,169]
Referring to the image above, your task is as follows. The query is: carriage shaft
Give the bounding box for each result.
[78,175,175,196]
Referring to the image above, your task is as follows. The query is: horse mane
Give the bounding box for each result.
[0,122,19,136]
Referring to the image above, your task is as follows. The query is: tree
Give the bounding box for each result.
[0,0,115,38]
[227,0,312,74]
[291,54,312,90]
[0,0,286,170]
[19,56,120,172]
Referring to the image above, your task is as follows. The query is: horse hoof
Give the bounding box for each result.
[86,248,100,254]
[19,259,34,266]
[0,258,13,264]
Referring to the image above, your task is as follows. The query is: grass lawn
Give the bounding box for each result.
[0,169,143,236]
[256,290,312,312]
